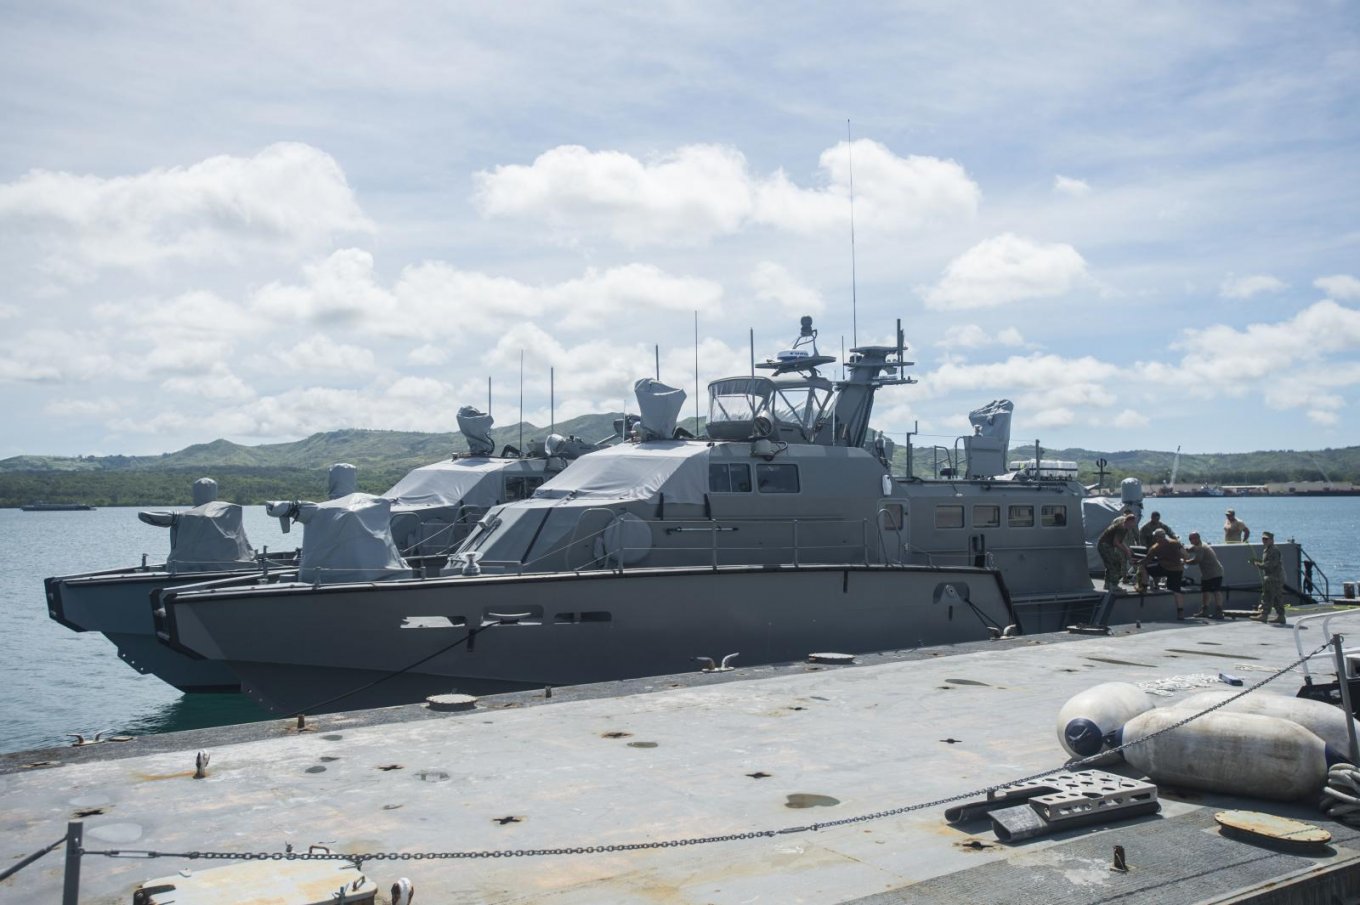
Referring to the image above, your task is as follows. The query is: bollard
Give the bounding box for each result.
[1111,844,1128,872]
[63,821,82,905]
[194,751,211,779]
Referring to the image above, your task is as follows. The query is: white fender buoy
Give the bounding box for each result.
[1116,709,1344,801]
[1056,682,1155,760]
[1167,690,1360,755]
[391,877,414,904]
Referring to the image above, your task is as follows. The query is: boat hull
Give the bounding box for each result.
[163,564,1014,714]
[47,568,272,693]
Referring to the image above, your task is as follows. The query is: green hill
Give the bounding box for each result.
[1,417,1355,507]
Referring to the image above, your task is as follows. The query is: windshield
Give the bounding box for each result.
[771,385,830,429]
[708,378,772,425]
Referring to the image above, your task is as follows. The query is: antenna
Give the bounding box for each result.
[487,376,492,417]
[749,327,755,377]
[847,119,858,348]
[693,311,701,433]
[655,344,660,381]
[550,367,555,435]
[518,350,524,456]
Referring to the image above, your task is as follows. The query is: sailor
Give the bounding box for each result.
[1097,515,1136,592]
[1107,508,1138,585]
[1250,531,1286,625]
[1183,532,1224,619]
[1142,529,1188,619]
[1138,511,1176,547]
[1223,509,1250,543]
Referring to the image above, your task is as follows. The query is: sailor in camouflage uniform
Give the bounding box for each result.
[1250,531,1286,625]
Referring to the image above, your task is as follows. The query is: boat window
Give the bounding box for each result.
[973,505,1000,528]
[1008,505,1035,528]
[504,476,544,501]
[935,505,964,529]
[880,502,904,530]
[708,463,752,493]
[1041,504,1068,527]
[755,463,800,493]
[708,378,772,426]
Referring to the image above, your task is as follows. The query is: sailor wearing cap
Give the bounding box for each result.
[1250,531,1285,624]
[1223,509,1250,544]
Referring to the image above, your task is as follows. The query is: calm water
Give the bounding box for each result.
[1,497,1357,754]
[0,506,297,754]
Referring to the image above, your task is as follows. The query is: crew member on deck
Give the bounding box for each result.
[1142,529,1188,619]
[1098,515,1136,593]
[1184,532,1224,619]
[1224,509,1250,543]
[1251,531,1286,625]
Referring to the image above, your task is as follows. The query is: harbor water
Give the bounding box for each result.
[1,496,1356,754]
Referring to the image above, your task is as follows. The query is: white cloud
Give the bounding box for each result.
[473,144,754,246]
[252,253,722,338]
[1219,274,1287,299]
[273,335,378,374]
[45,396,126,418]
[756,140,980,235]
[935,324,1027,349]
[0,329,132,384]
[1113,409,1150,429]
[1142,301,1360,403]
[921,234,1088,310]
[1053,175,1091,197]
[472,140,979,245]
[93,289,260,338]
[550,264,724,329]
[924,353,1120,429]
[749,262,824,317]
[1315,274,1360,300]
[0,144,371,279]
[407,344,450,366]
[252,249,396,325]
[160,364,256,402]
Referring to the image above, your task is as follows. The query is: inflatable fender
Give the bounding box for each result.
[1116,709,1344,801]
[1057,681,1156,760]
[1168,690,1360,755]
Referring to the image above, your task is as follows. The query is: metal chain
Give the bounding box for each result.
[81,639,1334,865]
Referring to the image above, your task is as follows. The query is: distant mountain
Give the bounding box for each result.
[1018,446,1360,486]
[1,416,1355,508]
[0,412,637,474]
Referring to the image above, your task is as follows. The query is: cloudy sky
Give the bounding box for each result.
[1,2,1357,459]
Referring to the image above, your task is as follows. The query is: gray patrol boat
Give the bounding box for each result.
[44,476,295,692]
[157,318,1110,715]
[45,407,594,693]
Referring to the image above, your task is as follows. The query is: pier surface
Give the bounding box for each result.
[4,617,1360,904]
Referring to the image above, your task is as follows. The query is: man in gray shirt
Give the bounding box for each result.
[1184,532,1224,619]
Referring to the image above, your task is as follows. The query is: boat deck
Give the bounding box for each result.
[4,612,1360,903]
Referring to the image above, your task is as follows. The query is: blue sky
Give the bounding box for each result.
[1,1,1357,458]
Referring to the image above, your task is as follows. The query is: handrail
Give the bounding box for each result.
[1295,610,1360,684]
[483,515,904,577]
[1301,548,1331,602]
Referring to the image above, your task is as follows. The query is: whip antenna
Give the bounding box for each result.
[848,118,858,348]
[693,311,700,432]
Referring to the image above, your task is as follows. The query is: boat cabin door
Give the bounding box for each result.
[970,533,988,569]
[878,500,908,565]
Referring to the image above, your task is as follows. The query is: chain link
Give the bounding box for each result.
[80,640,1333,866]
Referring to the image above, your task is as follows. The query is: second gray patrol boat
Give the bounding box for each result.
[158,317,1110,714]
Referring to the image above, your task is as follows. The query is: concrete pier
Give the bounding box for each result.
[4,616,1360,904]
